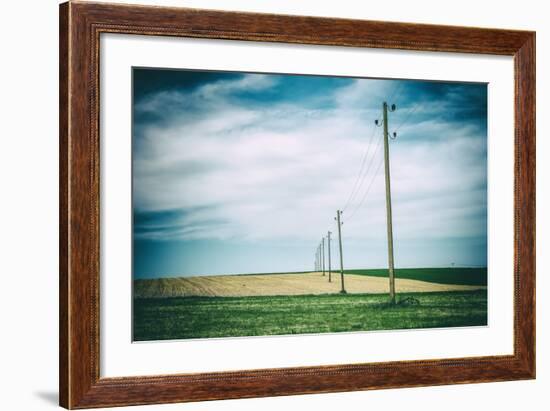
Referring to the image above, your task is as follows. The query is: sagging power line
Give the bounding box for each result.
[312,97,402,304]
[344,136,384,222]
[341,124,379,212]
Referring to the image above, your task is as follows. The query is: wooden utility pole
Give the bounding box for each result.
[382,101,396,304]
[315,246,318,271]
[316,246,319,272]
[327,231,332,282]
[321,237,326,276]
[317,244,321,273]
[336,210,346,294]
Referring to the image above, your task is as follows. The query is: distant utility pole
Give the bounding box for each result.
[335,210,346,294]
[327,231,332,283]
[314,246,318,272]
[316,246,320,272]
[313,246,317,271]
[380,101,397,304]
[317,244,321,273]
[321,237,326,276]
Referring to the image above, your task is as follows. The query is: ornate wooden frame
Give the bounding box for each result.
[59,1,535,408]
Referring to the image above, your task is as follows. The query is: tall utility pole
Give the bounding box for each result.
[381,101,396,304]
[321,237,326,276]
[327,231,332,283]
[336,210,346,294]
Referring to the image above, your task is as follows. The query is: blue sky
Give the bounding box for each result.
[132,68,487,279]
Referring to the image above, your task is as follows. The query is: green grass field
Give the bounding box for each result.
[343,267,487,286]
[134,289,487,341]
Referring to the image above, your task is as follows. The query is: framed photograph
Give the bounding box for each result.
[59,1,535,408]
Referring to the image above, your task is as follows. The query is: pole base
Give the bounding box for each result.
[340,289,347,294]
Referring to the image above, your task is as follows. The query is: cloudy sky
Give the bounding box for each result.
[132,68,487,279]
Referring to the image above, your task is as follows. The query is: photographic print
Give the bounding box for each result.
[132,68,488,342]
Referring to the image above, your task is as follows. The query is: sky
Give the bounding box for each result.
[132,68,487,279]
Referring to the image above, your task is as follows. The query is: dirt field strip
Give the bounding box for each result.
[134,271,486,299]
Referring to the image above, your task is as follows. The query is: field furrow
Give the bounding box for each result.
[134,271,486,299]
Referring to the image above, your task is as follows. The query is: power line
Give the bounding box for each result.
[341,123,379,212]
[342,125,382,211]
[346,82,403,204]
[388,81,404,103]
[393,103,421,133]
[343,130,384,212]
[344,133,384,220]
[312,97,403,304]
[344,151,384,222]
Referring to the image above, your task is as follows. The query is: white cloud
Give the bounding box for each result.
[133,76,487,247]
